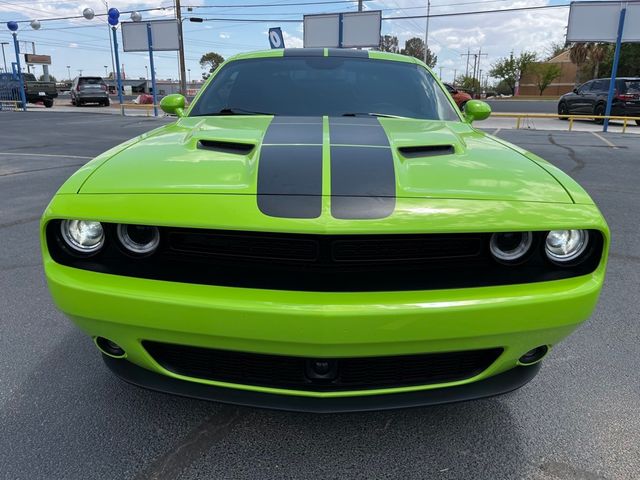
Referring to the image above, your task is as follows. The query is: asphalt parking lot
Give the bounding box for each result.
[0,112,638,480]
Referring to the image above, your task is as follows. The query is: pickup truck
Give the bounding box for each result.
[0,72,57,108]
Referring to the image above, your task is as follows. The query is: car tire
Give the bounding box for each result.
[103,100,110,107]
[594,104,605,124]
[76,100,82,107]
[558,102,569,120]
[635,120,640,126]
[43,99,54,108]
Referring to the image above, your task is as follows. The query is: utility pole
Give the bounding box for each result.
[453,69,457,85]
[471,48,487,98]
[175,0,188,95]
[461,48,472,77]
[423,0,431,65]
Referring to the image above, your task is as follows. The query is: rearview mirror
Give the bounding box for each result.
[160,94,186,117]
[464,100,491,123]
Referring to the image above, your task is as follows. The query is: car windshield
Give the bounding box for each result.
[190,56,460,121]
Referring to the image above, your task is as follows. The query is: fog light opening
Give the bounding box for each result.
[518,345,549,366]
[95,337,126,358]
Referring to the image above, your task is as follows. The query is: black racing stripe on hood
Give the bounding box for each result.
[327,49,369,58]
[257,118,324,218]
[329,117,395,219]
[330,146,395,220]
[329,117,390,146]
[283,48,324,57]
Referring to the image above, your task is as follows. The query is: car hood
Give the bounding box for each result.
[78,116,572,203]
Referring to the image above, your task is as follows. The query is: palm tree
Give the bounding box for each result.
[588,44,608,78]
[569,43,590,66]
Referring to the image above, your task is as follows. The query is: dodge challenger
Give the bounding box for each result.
[41,49,609,412]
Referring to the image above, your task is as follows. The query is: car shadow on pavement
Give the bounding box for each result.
[1,330,529,480]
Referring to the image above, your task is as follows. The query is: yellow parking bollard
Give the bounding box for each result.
[569,117,574,131]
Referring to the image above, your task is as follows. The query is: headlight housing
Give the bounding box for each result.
[489,231,533,263]
[60,220,104,254]
[117,224,160,255]
[545,230,589,263]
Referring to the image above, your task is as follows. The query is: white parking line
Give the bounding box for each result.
[0,152,92,159]
[491,128,502,135]
[590,131,619,149]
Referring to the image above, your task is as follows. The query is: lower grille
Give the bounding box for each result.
[143,341,503,392]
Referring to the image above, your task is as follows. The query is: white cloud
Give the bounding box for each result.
[68,42,78,48]
[282,31,303,49]
[219,33,230,39]
[374,0,569,81]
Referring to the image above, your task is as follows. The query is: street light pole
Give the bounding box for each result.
[66,65,71,81]
[104,65,108,77]
[423,0,431,65]
[0,42,8,72]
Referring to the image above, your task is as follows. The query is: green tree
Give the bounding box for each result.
[531,63,562,95]
[454,75,480,92]
[601,43,640,77]
[38,74,57,82]
[569,42,611,82]
[489,51,537,95]
[200,52,225,80]
[400,37,437,68]
[379,35,399,53]
[546,41,566,60]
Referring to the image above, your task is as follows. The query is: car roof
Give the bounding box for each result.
[225,49,421,65]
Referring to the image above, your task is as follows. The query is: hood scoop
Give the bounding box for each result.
[398,145,455,158]
[197,139,255,155]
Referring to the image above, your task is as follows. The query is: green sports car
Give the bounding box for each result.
[41,49,609,412]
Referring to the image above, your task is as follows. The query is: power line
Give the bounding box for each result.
[183,3,571,23]
[183,0,369,8]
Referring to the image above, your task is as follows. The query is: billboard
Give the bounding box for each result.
[24,54,51,65]
[567,1,640,43]
[121,20,180,52]
[303,11,382,48]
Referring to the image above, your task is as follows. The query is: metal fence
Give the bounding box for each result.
[492,113,640,133]
[0,85,22,112]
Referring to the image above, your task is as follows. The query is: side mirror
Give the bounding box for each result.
[573,88,579,94]
[464,100,491,123]
[160,93,186,117]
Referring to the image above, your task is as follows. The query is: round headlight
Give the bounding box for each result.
[545,230,589,263]
[489,231,533,263]
[60,220,104,253]
[117,224,160,255]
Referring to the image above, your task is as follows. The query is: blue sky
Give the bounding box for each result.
[0,1,573,83]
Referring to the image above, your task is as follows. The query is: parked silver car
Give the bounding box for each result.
[70,76,110,107]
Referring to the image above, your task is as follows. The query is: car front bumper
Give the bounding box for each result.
[42,194,608,410]
[44,257,605,408]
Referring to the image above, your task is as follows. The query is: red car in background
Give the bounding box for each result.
[444,83,472,110]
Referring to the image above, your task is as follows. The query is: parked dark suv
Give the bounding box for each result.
[558,77,640,124]
[70,76,110,107]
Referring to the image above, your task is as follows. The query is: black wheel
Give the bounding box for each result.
[594,104,605,124]
[635,120,640,126]
[103,99,110,107]
[43,98,53,108]
[76,100,82,107]
[558,102,569,120]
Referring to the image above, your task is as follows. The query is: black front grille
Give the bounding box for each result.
[143,341,503,391]
[46,223,604,292]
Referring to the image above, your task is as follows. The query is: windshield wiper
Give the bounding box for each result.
[341,112,407,119]
[215,107,273,116]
